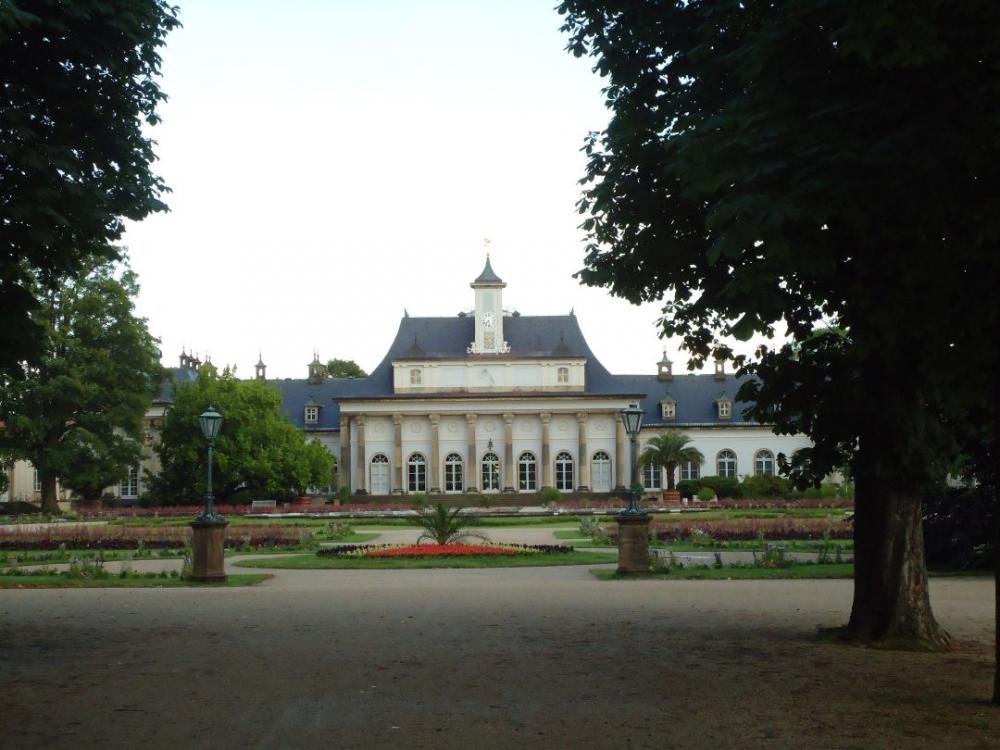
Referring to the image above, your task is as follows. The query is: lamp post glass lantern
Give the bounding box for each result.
[620,404,645,515]
[198,406,224,522]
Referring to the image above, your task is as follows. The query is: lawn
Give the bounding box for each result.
[552,529,855,553]
[591,563,855,580]
[0,573,271,588]
[234,550,618,569]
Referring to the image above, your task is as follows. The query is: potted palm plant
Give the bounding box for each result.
[638,432,705,506]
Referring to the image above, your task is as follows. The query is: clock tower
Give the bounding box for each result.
[469,255,507,354]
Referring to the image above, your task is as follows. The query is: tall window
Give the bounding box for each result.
[407,453,427,492]
[304,406,319,424]
[642,463,662,490]
[680,460,701,481]
[555,451,574,491]
[409,368,422,385]
[481,452,500,492]
[370,453,390,495]
[591,451,611,492]
[717,449,737,478]
[557,366,569,383]
[518,452,537,491]
[120,465,140,499]
[33,470,41,492]
[445,453,464,493]
[755,450,775,477]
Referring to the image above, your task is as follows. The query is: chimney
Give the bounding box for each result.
[714,359,726,381]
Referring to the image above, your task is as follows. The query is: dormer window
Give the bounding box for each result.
[304,406,319,424]
[660,400,676,420]
[717,400,732,419]
[557,366,569,384]
[409,368,422,385]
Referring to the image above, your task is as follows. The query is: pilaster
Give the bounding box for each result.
[502,412,515,492]
[577,412,590,491]
[339,416,351,491]
[615,413,626,491]
[355,414,367,494]
[429,413,441,494]
[540,412,552,489]
[465,413,479,492]
[392,414,403,494]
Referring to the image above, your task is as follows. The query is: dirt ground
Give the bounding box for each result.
[1,529,997,749]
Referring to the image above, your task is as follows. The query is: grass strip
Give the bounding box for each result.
[235,550,617,570]
[0,573,271,588]
[591,563,854,580]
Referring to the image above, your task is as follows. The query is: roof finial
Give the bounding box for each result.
[483,237,491,260]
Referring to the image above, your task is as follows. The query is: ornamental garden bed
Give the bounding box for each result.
[0,524,312,551]
[235,543,617,569]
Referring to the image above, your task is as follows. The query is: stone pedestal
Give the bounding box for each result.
[189,519,228,582]
[662,489,682,507]
[616,513,651,574]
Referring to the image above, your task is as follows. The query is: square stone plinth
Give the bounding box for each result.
[616,513,651,574]
[189,519,228,582]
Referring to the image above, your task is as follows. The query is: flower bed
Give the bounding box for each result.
[0,524,312,551]
[604,517,852,544]
[318,543,572,559]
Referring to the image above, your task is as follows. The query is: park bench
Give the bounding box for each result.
[250,500,277,513]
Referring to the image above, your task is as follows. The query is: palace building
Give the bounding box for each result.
[1,258,811,505]
[267,258,811,497]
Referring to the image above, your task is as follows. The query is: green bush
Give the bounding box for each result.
[696,486,716,502]
[337,486,351,504]
[676,479,699,500]
[697,475,742,499]
[740,475,792,498]
[540,487,562,504]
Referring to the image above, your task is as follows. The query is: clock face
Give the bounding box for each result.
[482,311,495,328]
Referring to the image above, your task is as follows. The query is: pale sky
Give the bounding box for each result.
[122,1,761,379]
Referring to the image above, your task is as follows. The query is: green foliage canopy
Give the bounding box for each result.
[326,359,367,379]
[148,367,335,503]
[0,1,179,379]
[0,257,162,508]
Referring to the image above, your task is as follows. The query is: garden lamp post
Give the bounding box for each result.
[620,404,645,515]
[197,406,224,522]
[616,404,651,573]
[190,405,227,582]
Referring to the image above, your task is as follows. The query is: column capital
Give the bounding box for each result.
[356,413,365,426]
[339,416,349,429]
[503,412,514,424]
[429,413,440,425]
[540,412,551,424]
[392,413,402,426]
[466,413,478,425]
[576,412,589,423]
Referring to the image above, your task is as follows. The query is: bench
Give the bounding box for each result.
[250,500,277,513]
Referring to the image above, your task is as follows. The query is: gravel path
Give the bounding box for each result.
[1,526,997,749]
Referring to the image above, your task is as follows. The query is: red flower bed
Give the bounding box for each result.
[366,544,520,557]
[604,517,852,544]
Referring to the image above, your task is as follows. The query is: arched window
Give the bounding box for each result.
[518,451,536,492]
[642,462,662,490]
[370,453,390,495]
[717,449,737,478]
[557,366,569,384]
[481,451,500,492]
[555,451,574,491]
[591,451,611,492]
[680,460,701,481]
[755,449,775,477]
[407,453,427,492]
[409,368,422,385]
[444,453,463,493]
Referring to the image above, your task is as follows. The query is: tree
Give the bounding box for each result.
[326,359,367,379]
[0,1,179,379]
[148,366,335,504]
[0,257,162,511]
[559,0,1000,651]
[638,433,704,491]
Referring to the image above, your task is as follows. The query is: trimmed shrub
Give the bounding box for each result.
[697,475,742,499]
[696,486,716,502]
[740,475,792,498]
[676,479,699,500]
[540,487,562,504]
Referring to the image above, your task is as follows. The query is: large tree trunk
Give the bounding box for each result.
[994,485,999,704]
[39,475,60,514]
[847,446,950,649]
